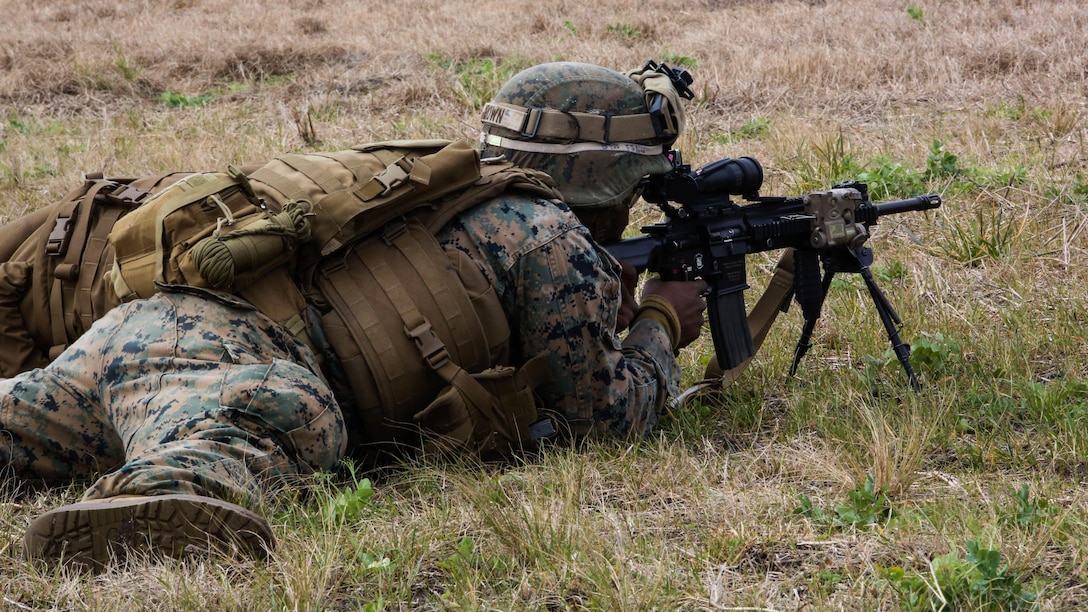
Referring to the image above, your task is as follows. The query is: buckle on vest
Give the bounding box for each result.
[46,216,73,256]
[406,321,450,369]
[105,183,152,205]
[358,157,413,201]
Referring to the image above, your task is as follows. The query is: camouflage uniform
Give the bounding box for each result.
[460,60,693,438]
[0,285,346,507]
[438,192,680,438]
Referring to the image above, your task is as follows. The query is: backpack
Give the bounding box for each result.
[105,138,565,459]
[2,138,565,460]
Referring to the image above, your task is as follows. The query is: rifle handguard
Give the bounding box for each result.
[633,294,682,350]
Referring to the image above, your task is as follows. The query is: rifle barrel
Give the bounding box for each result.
[872,194,942,217]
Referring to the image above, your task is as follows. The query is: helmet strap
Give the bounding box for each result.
[480,132,664,156]
[480,102,669,144]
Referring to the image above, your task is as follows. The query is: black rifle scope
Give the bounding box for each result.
[642,156,764,207]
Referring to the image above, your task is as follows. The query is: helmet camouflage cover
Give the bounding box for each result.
[480,62,687,208]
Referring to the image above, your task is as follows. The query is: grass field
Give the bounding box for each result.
[2,0,1087,609]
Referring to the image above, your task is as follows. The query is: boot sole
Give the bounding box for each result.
[24,493,275,571]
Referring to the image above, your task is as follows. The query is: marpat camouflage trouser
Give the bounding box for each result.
[0,286,346,507]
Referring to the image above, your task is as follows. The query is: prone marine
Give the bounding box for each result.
[0,61,708,570]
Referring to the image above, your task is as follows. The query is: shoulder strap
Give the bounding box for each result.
[421,162,564,233]
[48,180,121,355]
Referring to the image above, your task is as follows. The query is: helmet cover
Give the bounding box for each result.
[481,62,682,208]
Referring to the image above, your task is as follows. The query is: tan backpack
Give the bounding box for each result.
[102,140,482,298]
[101,139,565,460]
[1,139,570,459]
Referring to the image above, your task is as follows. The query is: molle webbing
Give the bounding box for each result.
[313,218,552,459]
[382,224,484,369]
[49,173,183,351]
[245,139,482,256]
[57,175,177,340]
[313,219,503,452]
[49,179,117,353]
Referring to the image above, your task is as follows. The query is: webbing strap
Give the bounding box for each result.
[387,225,482,367]
[392,223,552,448]
[361,235,504,437]
[277,154,345,194]
[480,133,663,156]
[73,205,126,333]
[248,166,307,202]
[360,227,503,425]
[360,234,454,377]
[312,150,373,183]
[319,255,401,405]
[49,180,114,349]
[367,148,406,168]
[480,102,662,143]
[316,250,423,450]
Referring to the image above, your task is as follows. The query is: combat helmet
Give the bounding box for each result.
[480,61,692,209]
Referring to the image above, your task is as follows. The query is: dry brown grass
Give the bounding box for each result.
[3,0,1088,609]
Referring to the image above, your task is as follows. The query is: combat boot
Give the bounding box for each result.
[23,493,275,572]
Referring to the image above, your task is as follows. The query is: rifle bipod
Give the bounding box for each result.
[787,245,920,389]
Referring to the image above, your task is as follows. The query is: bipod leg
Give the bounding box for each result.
[789,252,836,377]
[856,260,920,390]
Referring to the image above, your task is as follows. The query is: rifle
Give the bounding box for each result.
[605,152,941,388]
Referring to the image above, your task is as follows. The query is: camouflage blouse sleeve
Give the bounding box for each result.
[438,194,681,438]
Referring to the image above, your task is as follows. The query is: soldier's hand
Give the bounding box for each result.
[616,260,639,332]
[641,277,708,349]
